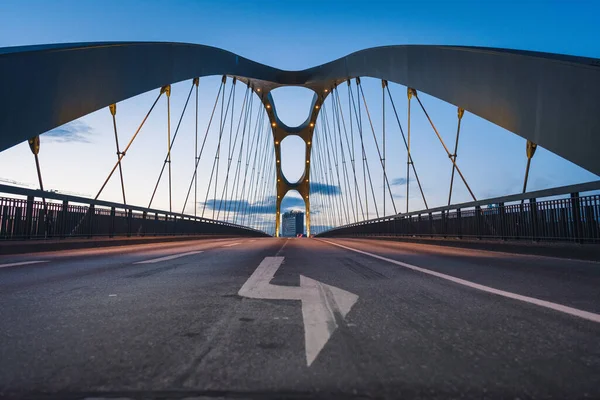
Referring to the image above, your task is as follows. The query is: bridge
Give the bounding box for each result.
[0,42,600,399]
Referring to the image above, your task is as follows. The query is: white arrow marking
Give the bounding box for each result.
[238,256,358,366]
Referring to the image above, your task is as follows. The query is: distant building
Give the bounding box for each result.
[282,210,304,237]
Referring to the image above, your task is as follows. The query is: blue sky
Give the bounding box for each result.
[0,0,598,233]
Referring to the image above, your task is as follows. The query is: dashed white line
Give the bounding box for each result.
[222,242,241,247]
[320,239,600,324]
[134,251,203,264]
[0,260,49,269]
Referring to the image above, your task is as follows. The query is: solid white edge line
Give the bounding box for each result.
[134,251,204,264]
[318,239,600,324]
[0,260,49,269]
[222,242,241,247]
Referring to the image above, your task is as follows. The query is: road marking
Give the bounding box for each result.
[320,239,600,324]
[109,294,117,297]
[134,251,203,264]
[0,260,48,269]
[222,242,241,247]
[238,256,358,366]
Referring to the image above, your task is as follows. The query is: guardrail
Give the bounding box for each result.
[0,184,268,240]
[317,181,600,244]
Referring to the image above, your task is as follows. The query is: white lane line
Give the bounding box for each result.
[222,242,241,247]
[134,251,203,264]
[0,260,49,269]
[320,239,600,324]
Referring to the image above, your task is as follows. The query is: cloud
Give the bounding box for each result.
[390,177,414,186]
[201,196,277,214]
[44,120,95,143]
[310,182,341,195]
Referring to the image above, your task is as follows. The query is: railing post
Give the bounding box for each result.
[499,202,506,240]
[87,204,95,239]
[429,212,433,237]
[109,206,116,238]
[475,205,482,239]
[1,205,8,239]
[571,192,582,243]
[530,198,538,241]
[25,195,34,239]
[60,200,68,239]
[456,208,462,239]
[442,210,447,238]
[141,211,147,237]
[127,208,132,237]
[154,212,159,236]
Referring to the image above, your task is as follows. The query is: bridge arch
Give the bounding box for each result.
[1,42,599,175]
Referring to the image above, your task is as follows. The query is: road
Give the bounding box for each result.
[0,237,599,399]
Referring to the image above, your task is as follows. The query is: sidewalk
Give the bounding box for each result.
[346,235,600,262]
[0,234,245,255]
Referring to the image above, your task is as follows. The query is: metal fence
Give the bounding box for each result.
[0,185,267,240]
[318,181,600,244]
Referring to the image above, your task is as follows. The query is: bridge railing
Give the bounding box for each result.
[317,181,600,244]
[0,184,267,240]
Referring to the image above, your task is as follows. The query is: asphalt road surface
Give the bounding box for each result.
[0,237,599,399]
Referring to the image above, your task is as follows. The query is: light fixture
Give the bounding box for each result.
[275,141,279,145]
[277,160,280,163]
[310,122,314,127]
[306,160,310,163]
[266,104,271,109]
[315,105,320,109]
[271,122,276,127]
[307,141,311,145]
[257,88,261,92]
[324,89,329,93]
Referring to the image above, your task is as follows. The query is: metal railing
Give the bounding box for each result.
[317,181,600,243]
[0,184,268,240]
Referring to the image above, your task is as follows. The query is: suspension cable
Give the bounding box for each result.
[181,79,224,214]
[194,78,199,216]
[108,104,126,204]
[322,97,349,224]
[148,81,194,209]
[202,76,234,218]
[227,86,253,222]
[350,78,379,219]
[448,107,465,205]
[386,85,428,209]
[331,88,356,222]
[413,91,477,201]
[357,79,397,215]
[96,90,163,200]
[229,89,254,222]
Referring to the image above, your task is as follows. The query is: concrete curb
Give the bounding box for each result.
[338,236,600,262]
[0,235,249,255]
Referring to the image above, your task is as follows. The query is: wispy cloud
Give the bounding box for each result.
[44,120,95,143]
[390,177,414,186]
[311,182,341,195]
[201,196,277,214]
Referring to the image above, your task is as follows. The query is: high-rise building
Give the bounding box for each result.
[281,210,304,237]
